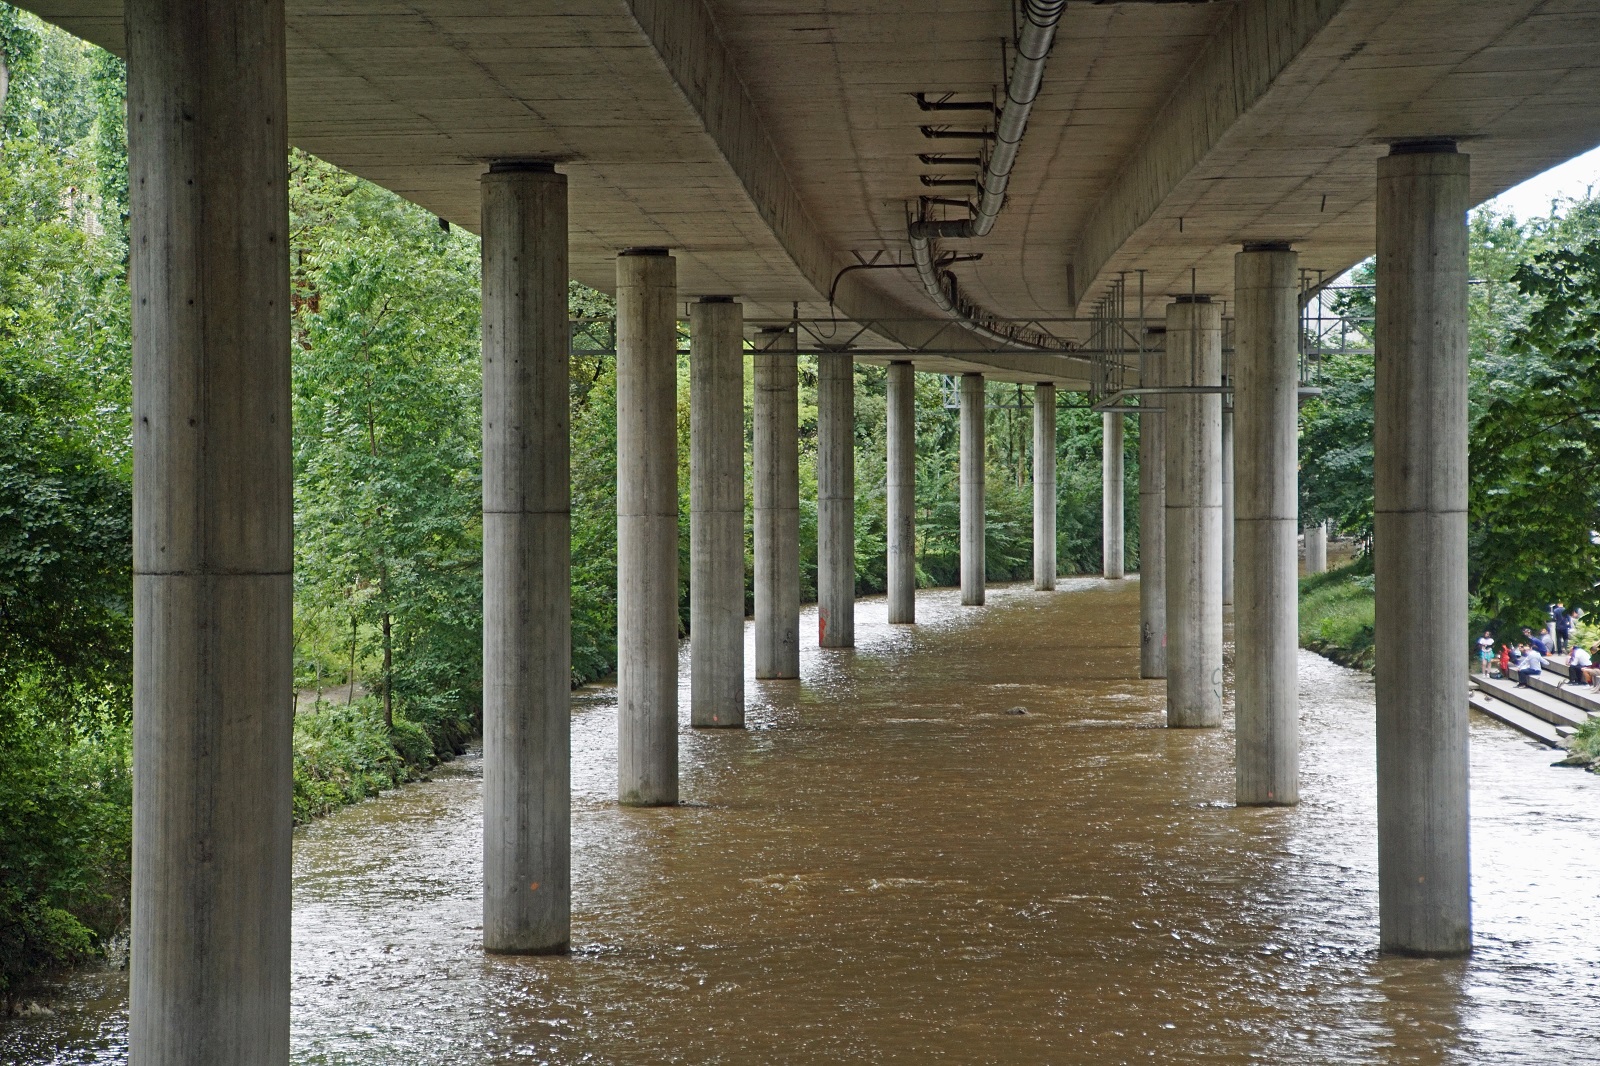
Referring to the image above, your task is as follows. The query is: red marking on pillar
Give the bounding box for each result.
[819,608,829,644]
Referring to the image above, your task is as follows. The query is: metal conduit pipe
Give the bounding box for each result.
[907,0,1066,348]
[915,0,1064,242]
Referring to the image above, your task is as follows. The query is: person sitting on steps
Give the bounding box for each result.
[1516,643,1544,688]
[1581,643,1600,688]
[1567,643,1592,687]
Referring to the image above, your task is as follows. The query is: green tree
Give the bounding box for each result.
[1471,228,1600,628]
[290,152,483,738]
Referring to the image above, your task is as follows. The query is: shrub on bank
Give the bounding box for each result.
[291,698,464,824]
[1299,557,1376,670]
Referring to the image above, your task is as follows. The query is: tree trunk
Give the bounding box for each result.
[347,615,358,706]
[381,611,393,732]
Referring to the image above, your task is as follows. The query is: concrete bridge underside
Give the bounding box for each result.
[16,1,1600,1062]
[32,0,1600,381]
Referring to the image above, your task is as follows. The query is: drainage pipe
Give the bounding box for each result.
[906,0,1066,348]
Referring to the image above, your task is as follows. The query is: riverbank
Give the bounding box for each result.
[1298,557,1375,671]
[0,695,473,1017]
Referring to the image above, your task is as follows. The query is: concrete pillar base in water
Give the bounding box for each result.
[1164,298,1224,728]
[887,361,917,624]
[616,250,679,806]
[128,0,293,1056]
[1375,143,1472,956]
[755,329,800,678]
[481,163,572,952]
[1233,245,1299,807]
[1103,411,1125,579]
[817,352,856,648]
[960,372,986,606]
[690,297,745,727]
[1139,332,1167,679]
[1033,383,1057,591]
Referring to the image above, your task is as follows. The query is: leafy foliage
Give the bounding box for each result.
[1471,220,1600,630]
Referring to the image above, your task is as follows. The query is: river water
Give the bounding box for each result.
[7,578,1600,1063]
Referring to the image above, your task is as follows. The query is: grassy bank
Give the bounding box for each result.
[291,698,473,824]
[1299,556,1376,670]
[1,697,472,1013]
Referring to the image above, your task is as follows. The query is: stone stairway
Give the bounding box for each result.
[1470,664,1599,748]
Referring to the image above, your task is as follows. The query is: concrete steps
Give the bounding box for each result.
[1468,690,1564,747]
[1527,672,1600,716]
[1471,674,1590,730]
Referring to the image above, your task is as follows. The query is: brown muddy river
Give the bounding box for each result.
[7,578,1600,1063]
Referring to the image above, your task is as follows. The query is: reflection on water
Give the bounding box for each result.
[6,579,1599,1063]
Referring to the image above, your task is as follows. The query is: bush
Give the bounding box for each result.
[291,700,439,823]
[1300,557,1377,670]
[0,704,131,1010]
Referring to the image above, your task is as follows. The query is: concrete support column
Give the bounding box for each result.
[690,297,745,727]
[616,249,678,806]
[817,352,856,647]
[1139,332,1167,678]
[960,372,986,606]
[1222,408,1235,605]
[887,361,917,623]
[754,329,800,678]
[1033,383,1057,591]
[481,164,571,954]
[1164,297,1224,728]
[1103,411,1125,579]
[1303,521,1328,573]
[1233,245,1300,807]
[128,0,292,1058]
[1375,142,1472,956]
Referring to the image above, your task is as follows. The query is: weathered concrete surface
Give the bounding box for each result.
[754,330,800,678]
[1103,411,1124,580]
[690,297,745,727]
[616,250,679,806]
[31,2,1600,350]
[960,372,986,607]
[887,361,916,624]
[817,352,855,648]
[127,0,292,1058]
[1164,299,1223,729]
[1233,246,1299,808]
[1139,332,1167,680]
[1374,145,1472,957]
[481,164,572,954]
[1221,409,1234,606]
[1033,383,1057,592]
[1304,522,1328,574]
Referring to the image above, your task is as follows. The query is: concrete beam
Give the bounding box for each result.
[754,329,800,678]
[690,297,745,727]
[1374,144,1471,957]
[1033,383,1057,591]
[1164,298,1224,729]
[817,352,855,648]
[960,372,986,607]
[1103,412,1125,580]
[1222,408,1234,606]
[1069,0,1345,311]
[1233,245,1300,808]
[128,0,292,1058]
[481,163,572,954]
[887,361,917,624]
[616,250,679,806]
[1139,332,1167,680]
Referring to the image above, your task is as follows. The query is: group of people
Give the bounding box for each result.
[1478,601,1600,688]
